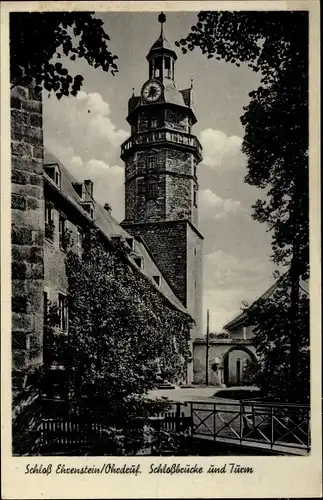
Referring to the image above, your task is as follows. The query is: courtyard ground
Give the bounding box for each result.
[147,385,259,403]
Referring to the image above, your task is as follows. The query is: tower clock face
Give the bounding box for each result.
[141,81,162,102]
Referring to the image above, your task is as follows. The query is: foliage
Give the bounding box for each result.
[64,230,192,407]
[12,368,43,456]
[176,11,309,278]
[244,278,310,403]
[54,230,193,453]
[10,12,118,98]
[209,331,231,339]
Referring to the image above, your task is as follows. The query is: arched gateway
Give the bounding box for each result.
[222,346,257,387]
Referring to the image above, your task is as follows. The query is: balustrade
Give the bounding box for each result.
[121,129,202,159]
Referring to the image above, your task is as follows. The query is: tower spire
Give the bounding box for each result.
[158,11,166,35]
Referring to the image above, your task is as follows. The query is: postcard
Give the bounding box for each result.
[1,1,321,498]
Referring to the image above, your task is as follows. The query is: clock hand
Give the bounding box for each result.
[148,86,156,97]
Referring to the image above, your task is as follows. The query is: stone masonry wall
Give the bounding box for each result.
[11,85,44,393]
[124,147,198,226]
[122,221,187,306]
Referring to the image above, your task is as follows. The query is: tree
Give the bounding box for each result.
[245,277,310,403]
[177,12,309,400]
[10,12,118,98]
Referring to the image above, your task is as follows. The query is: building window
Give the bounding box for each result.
[59,215,67,251]
[137,177,146,196]
[76,227,83,255]
[150,118,158,128]
[147,157,155,171]
[44,291,48,324]
[147,181,158,199]
[58,293,68,332]
[134,256,143,269]
[45,202,54,241]
[152,275,161,287]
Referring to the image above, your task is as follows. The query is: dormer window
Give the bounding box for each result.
[125,237,134,251]
[72,182,85,200]
[111,235,122,245]
[44,163,61,188]
[80,201,94,219]
[152,275,161,287]
[134,256,144,269]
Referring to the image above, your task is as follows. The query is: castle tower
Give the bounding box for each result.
[121,13,203,382]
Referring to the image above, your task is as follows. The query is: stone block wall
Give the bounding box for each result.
[11,85,44,392]
[122,221,187,306]
[124,146,198,225]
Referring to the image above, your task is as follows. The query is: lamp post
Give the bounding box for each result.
[205,309,209,386]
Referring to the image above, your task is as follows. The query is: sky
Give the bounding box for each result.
[43,11,277,332]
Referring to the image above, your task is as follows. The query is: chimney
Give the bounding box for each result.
[84,179,93,200]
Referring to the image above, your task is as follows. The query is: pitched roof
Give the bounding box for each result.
[224,273,309,330]
[43,149,188,315]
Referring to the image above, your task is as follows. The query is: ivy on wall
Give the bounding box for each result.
[13,229,193,455]
[63,230,193,415]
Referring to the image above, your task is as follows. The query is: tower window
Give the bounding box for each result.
[147,181,158,199]
[165,56,171,78]
[137,162,145,174]
[137,177,146,196]
[193,188,198,208]
[150,118,158,128]
[154,56,162,78]
[147,157,155,171]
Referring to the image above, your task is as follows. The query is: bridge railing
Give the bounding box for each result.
[183,400,310,454]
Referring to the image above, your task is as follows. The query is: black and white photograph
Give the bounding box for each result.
[1,1,322,498]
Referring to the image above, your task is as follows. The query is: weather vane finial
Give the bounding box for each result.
[158,12,166,35]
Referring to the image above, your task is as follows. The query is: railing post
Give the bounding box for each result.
[190,403,193,438]
[307,408,311,453]
[240,402,243,443]
[175,403,181,433]
[270,405,274,450]
[213,403,216,442]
